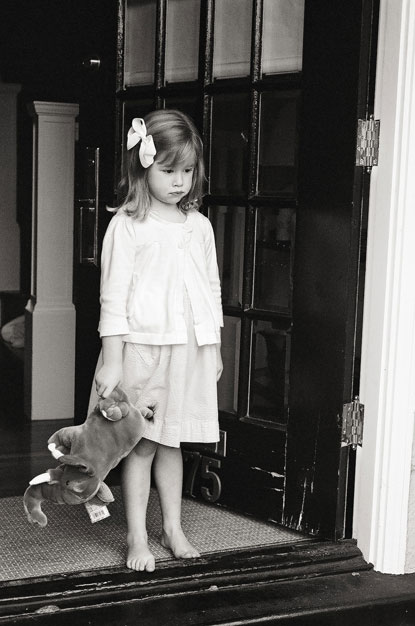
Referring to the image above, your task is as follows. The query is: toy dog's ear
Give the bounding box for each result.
[59,454,96,476]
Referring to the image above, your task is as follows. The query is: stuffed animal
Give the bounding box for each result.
[23,386,153,527]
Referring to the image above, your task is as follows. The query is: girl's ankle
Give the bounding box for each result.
[127,530,148,544]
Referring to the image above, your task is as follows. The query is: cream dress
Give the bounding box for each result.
[88,286,220,448]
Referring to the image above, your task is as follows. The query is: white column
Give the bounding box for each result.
[0,82,21,292]
[353,0,415,574]
[24,101,79,420]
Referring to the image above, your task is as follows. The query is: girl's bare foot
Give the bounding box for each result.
[161,527,200,559]
[126,534,155,572]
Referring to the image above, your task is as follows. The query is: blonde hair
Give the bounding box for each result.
[112,109,205,220]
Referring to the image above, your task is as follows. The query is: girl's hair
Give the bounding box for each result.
[112,109,205,220]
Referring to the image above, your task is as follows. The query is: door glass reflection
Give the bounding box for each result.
[254,208,295,313]
[218,316,241,413]
[210,206,245,308]
[250,320,290,423]
[258,92,298,196]
[213,0,253,79]
[166,0,200,83]
[124,0,156,86]
[262,0,304,75]
[211,93,249,196]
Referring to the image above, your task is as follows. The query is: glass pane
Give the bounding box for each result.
[262,0,304,75]
[250,321,290,423]
[124,0,156,86]
[213,0,253,79]
[166,0,200,83]
[210,206,245,308]
[258,92,298,196]
[254,208,295,313]
[164,97,198,122]
[218,316,241,413]
[211,93,249,195]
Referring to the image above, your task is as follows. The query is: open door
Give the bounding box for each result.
[74,0,380,540]
[283,0,379,539]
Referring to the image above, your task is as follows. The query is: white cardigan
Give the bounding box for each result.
[98,209,224,346]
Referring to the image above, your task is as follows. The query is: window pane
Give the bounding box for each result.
[250,321,290,423]
[163,97,198,122]
[258,92,298,196]
[262,0,304,75]
[211,93,249,196]
[213,0,253,79]
[218,316,241,413]
[124,0,156,86]
[166,0,200,83]
[210,206,245,308]
[254,208,295,313]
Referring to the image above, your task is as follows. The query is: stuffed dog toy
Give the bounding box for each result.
[23,386,152,527]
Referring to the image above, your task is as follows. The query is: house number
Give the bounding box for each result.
[183,451,222,503]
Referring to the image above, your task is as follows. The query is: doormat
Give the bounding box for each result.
[0,488,305,582]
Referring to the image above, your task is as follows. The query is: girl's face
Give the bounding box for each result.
[147,156,195,209]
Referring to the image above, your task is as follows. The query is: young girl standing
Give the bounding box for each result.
[93,109,223,572]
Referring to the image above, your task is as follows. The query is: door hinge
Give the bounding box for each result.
[341,397,364,450]
[356,116,380,172]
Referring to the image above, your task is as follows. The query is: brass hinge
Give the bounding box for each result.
[341,397,364,450]
[356,116,380,171]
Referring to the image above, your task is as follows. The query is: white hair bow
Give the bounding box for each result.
[127,118,156,168]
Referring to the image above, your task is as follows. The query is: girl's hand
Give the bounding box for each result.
[216,344,223,381]
[95,363,123,398]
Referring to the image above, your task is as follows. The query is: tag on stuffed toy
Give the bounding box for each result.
[84,502,110,523]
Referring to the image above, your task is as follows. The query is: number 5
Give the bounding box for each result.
[201,457,222,503]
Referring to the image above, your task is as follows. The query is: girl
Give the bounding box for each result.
[93,109,223,572]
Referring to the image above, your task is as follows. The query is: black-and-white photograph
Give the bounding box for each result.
[1,1,415,624]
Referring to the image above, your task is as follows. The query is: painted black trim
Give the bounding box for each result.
[0,541,370,623]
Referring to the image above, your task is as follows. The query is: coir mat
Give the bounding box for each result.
[0,487,304,582]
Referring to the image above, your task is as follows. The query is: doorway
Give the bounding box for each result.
[0,0,378,588]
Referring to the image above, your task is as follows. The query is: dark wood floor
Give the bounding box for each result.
[0,340,75,497]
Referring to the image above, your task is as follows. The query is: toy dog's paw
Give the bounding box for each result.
[99,401,124,422]
[23,487,48,527]
[25,508,48,527]
[98,387,132,421]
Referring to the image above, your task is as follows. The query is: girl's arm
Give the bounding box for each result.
[203,218,224,328]
[95,335,124,398]
[99,215,136,337]
[203,218,224,381]
[96,215,136,397]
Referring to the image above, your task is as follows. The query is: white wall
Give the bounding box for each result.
[0,82,21,292]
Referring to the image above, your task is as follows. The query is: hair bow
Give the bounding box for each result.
[127,118,156,168]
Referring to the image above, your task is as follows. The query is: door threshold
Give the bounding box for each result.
[0,540,370,622]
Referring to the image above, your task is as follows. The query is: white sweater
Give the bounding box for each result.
[98,209,223,346]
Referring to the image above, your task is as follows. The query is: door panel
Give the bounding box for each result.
[284,0,379,538]
[73,0,118,422]
[107,0,378,536]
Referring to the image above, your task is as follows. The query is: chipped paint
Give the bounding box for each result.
[297,474,308,530]
[251,466,284,479]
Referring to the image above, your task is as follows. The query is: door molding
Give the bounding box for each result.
[354,0,415,574]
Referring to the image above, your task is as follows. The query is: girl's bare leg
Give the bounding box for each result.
[121,438,158,571]
[153,444,200,559]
